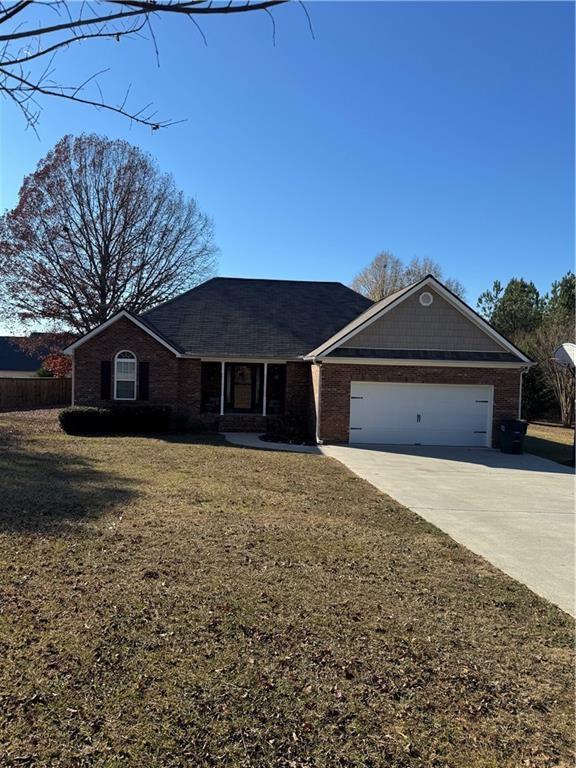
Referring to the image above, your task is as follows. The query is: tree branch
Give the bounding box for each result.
[0,0,292,129]
[0,66,182,128]
[0,1,287,42]
[2,22,146,66]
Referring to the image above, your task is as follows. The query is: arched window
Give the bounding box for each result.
[114,350,137,400]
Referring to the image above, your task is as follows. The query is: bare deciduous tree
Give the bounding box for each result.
[519,322,575,428]
[351,251,465,301]
[350,251,404,302]
[0,133,217,334]
[0,0,297,131]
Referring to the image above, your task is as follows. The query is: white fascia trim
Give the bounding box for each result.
[319,357,530,369]
[71,356,75,405]
[314,361,323,445]
[305,276,532,364]
[62,311,183,357]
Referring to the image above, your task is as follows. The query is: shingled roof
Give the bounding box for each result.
[142,278,373,358]
[0,337,43,372]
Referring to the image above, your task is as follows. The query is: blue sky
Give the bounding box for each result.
[0,1,573,333]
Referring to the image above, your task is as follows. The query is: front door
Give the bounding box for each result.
[225,363,264,413]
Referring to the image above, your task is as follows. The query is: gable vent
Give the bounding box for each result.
[419,291,434,307]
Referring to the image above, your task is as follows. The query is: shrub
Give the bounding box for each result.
[263,413,315,445]
[59,406,111,434]
[59,405,172,435]
[110,405,172,433]
[35,367,54,378]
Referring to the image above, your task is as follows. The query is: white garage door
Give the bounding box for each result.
[349,382,493,447]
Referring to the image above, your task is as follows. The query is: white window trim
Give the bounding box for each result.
[114,350,137,401]
[220,361,225,416]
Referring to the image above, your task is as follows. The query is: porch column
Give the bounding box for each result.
[220,361,225,415]
[262,362,268,416]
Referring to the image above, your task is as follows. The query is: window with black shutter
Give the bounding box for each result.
[114,350,137,400]
[138,362,149,400]
[100,360,112,400]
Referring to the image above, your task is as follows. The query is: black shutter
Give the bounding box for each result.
[138,362,149,401]
[100,360,112,400]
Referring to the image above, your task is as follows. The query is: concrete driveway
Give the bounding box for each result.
[321,445,575,615]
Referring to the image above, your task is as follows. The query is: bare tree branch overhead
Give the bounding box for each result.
[0,0,291,132]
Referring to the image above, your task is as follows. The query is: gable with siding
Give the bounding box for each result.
[340,286,507,353]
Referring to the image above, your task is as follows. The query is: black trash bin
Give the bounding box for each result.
[499,419,528,454]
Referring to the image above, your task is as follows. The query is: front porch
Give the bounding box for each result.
[201,361,287,421]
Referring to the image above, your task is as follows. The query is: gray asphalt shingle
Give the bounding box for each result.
[142,278,373,358]
[327,348,521,362]
[0,337,43,372]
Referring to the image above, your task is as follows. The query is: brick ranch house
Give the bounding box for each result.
[63,275,533,446]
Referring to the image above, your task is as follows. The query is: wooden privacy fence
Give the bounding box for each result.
[0,378,71,410]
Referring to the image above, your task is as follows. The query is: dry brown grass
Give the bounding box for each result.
[526,422,574,466]
[0,409,573,767]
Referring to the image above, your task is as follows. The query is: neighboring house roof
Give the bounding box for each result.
[305,275,533,364]
[141,278,373,358]
[0,337,43,372]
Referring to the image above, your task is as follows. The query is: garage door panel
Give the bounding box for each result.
[349,382,492,446]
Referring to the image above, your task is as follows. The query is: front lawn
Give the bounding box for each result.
[0,409,573,767]
[526,422,574,466]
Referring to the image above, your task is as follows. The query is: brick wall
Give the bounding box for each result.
[73,321,315,432]
[317,363,521,446]
[285,361,315,435]
[73,322,520,444]
[177,358,202,414]
[74,317,183,408]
